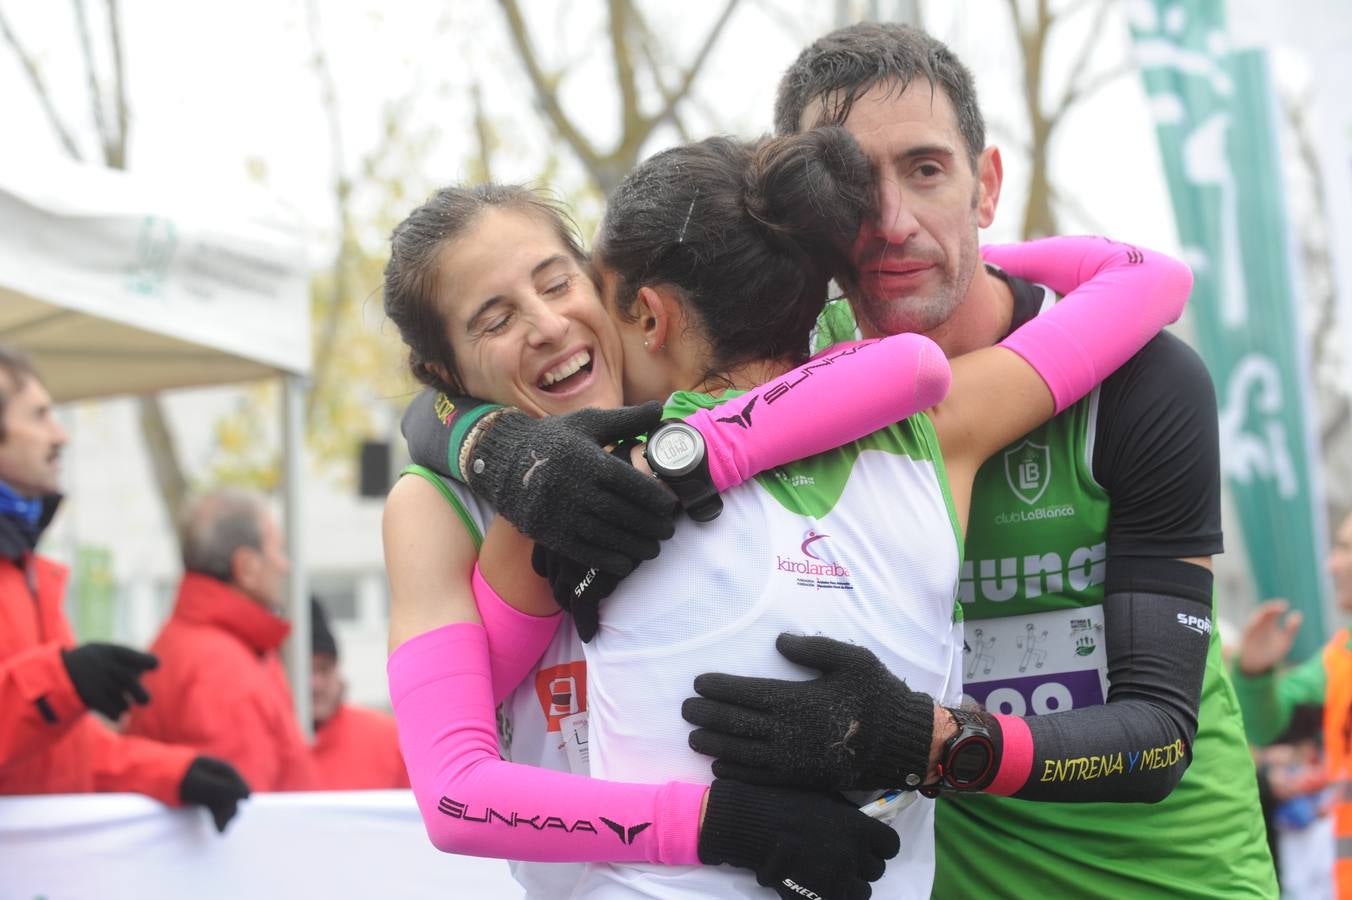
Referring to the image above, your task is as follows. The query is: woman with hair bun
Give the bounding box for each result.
[385,127,1191,899]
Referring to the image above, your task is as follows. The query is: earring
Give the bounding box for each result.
[643,339,651,349]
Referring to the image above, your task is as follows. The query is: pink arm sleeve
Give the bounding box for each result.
[389,621,706,863]
[985,237,1193,414]
[472,563,561,705]
[687,332,952,492]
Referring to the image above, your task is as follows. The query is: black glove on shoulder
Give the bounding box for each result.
[683,633,935,792]
[698,778,900,900]
[465,402,678,575]
[61,642,158,720]
[180,756,251,834]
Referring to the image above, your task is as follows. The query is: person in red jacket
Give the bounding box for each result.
[309,597,409,790]
[127,488,317,792]
[0,345,249,832]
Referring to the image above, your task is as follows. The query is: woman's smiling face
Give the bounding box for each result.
[435,208,625,416]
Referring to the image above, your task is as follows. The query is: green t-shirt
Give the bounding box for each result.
[1232,634,1345,746]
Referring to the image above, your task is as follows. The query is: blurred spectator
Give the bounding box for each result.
[0,345,248,831]
[128,488,316,791]
[309,597,409,789]
[1234,510,1352,897]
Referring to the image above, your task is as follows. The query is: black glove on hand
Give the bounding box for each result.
[180,756,251,834]
[530,543,620,642]
[683,633,935,793]
[698,779,900,900]
[61,642,158,720]
[466,402,678,575]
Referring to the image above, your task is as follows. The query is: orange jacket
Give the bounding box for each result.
[312,703,410,790]
[1324,629,1352,898]
[0,549,194,803]
[127,573,317,792]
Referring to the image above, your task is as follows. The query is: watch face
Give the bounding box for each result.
[949,736,994,786]
[648,422,704,477]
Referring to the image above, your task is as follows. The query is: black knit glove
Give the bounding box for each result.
[61,642,158,720]
[180,756,251,833]
[683,633,935,792]
[530,544,619,642]
[698,779,900,900]
[465,402,678,576]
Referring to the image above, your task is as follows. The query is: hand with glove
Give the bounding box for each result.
[699,778,900,900]
[180,756,251,833]
[463,401,678,576]
[530,543,619,642]
[683,633,937,793]
[61,642,158,720]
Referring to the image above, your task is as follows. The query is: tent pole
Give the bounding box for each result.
[281,374,312,740]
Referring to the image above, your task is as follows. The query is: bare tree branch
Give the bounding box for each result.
[1050,0,1112,116]
[609,0,643,141]
[1061,60,1134,113]
[138,397,189,531]
[304,0,353,425]
[470,81,494,182]
[644,0,740,133]
[0,5,85,160]
[72,0,112,160]
[496,0,603,173]
[106,0,127,166]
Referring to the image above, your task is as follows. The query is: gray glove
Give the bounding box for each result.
[465,402,678,575]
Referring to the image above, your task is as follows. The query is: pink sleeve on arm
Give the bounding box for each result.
[685,332,952,492]
[472,563,562,705]
[389,621,706,864]
[984,236,1193,414]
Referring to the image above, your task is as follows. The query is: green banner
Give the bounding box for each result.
[70,543,117,642]
[1130,1,1330,659]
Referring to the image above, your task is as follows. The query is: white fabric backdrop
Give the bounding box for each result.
[0,791,525,900]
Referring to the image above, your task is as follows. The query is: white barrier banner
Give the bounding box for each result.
[0,791,525,900]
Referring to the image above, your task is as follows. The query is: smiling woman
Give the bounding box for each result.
[383,186,624,419]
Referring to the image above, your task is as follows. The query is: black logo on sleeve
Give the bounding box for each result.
[600,817,653,845]
[717,395,757,429]
[438,797,598,834]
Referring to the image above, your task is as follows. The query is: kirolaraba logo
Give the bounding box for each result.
[534,661,587,733]
[777,529,851,580]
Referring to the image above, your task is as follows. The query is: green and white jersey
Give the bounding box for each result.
[819,285,1275,897]
[574,391,964,900]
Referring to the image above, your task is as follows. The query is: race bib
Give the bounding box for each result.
[559,711,591,775]
[960,606,1108,716]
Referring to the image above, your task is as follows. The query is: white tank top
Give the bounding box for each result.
[407,466,588,899]
[571,400,964,900]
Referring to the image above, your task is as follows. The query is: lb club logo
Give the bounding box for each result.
[1003,438,1051,506]
[534,661,587,733]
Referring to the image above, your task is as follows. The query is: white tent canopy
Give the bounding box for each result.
[0,155,315,727]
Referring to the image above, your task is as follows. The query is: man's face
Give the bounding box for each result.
[0,375,67,498]
[810,80,1000,337]
[311,653,343,726]
[1331,513,1352,612]
[235,511,291,613]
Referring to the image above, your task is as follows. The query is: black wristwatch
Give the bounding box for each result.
[643,420,723,522]
[920,707,997,796]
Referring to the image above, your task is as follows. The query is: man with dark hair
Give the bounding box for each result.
[309,597,409,790]
[0,345,249,833]
[681,22,1275,898]
[128,488,317,792]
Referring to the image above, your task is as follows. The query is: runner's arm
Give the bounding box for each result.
[1231,652,1328,747]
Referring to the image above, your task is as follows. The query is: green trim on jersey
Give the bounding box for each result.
[400,463,483,550]
[810,298,861,354]
[661,389,957,530]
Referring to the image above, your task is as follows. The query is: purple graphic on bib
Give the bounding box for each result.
[964,669,1104,717]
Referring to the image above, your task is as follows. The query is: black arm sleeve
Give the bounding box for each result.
[1005,558,1213,802]
[977,328,1224,803]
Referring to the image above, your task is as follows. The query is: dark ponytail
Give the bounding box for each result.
[596,127,873,376]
